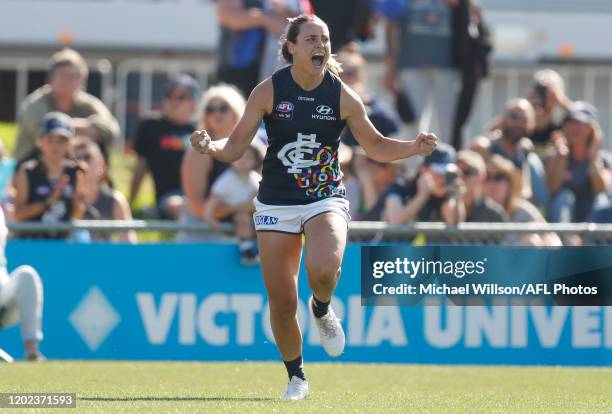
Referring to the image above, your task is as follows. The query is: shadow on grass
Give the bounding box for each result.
[81,396,275,402]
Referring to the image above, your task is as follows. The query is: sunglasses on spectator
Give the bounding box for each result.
[486,173,507,182]
[341,67,359,78]
[506,111,528,121]
[206,104,230,114]
[460,167,479,177]
[166,92,192,101]
[75,152,92,162]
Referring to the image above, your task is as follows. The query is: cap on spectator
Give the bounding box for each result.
[40,112,75,139]
[165,74,200,100]
[423,142,455,167]
[457,150,486,176]
[567,101,599,125]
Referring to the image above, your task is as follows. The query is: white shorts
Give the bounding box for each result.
[254,197,351,234]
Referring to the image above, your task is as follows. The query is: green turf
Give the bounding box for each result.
[0,362,610,413]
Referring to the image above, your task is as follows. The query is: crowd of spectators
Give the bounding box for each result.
[1,0,611,255]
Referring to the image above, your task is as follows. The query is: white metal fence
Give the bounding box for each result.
[0,56,114,117]
[8,220,612,245]
[1,56,612,150]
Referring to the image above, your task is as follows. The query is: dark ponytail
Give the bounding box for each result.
[279,14,342,77]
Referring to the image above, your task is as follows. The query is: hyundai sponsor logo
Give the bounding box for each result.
[312,104,337,121]
[315,105,333,115]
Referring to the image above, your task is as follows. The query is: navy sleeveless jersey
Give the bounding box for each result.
[259,66,346,205]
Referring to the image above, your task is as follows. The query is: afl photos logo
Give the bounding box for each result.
[274,101,294,120]
[312,105,336,121]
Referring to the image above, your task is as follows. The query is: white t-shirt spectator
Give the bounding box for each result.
[211,169,261,207]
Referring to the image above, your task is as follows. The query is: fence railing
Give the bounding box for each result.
[2,56,611,151]
[8,220,612,244]
[111,60,612,149]
[0,56,114,120]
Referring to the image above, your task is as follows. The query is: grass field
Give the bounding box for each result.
[0,362,610,413]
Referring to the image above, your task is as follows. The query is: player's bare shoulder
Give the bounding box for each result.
[249,77,274,116]
[339,81,365,121]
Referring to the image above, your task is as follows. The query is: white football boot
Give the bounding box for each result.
[309,297,345,357]
[282,376,309,400]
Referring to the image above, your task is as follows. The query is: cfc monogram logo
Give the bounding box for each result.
[277,133,321,173]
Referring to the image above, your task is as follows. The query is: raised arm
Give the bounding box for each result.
[341,84,437,162]
[191,79,272,163]
[217,0,277,31]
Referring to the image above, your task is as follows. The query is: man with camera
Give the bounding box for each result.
[528,69,574,155]
[487,98,551,209]
[384,143,465,225]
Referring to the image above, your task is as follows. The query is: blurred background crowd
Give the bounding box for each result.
[1,0,612,257]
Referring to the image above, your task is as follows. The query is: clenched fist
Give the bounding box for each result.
[190,130,212,155]
[415,132,438,156]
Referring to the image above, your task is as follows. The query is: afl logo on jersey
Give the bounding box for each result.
[274,101,294,120]
[276,101,294,113]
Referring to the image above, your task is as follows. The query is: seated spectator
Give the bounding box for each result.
[338,143,360,218]
[13,112,86,239]
[385,143,465,226]
[0,207,45,361]
[469,135,491,162]
[487,98,548,209]
[589,202,612,223]
[14,48,119,165]
[336,49,403,204]
[545,102,611,223]
[178,84,246,242]
[206,140,265,265]
[353,154,403,221]
[527,69,573,155]
[337,47,400,147]
[74,138,137,243]
[0,140,16,221]
[456,150,508,223]
[584,201,612,245]
[486,155,561,246]
[129,74,199,220]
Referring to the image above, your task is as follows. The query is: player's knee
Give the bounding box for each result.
[268,293,298,319]
[14,265,43,296]
[306,258,340,285]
